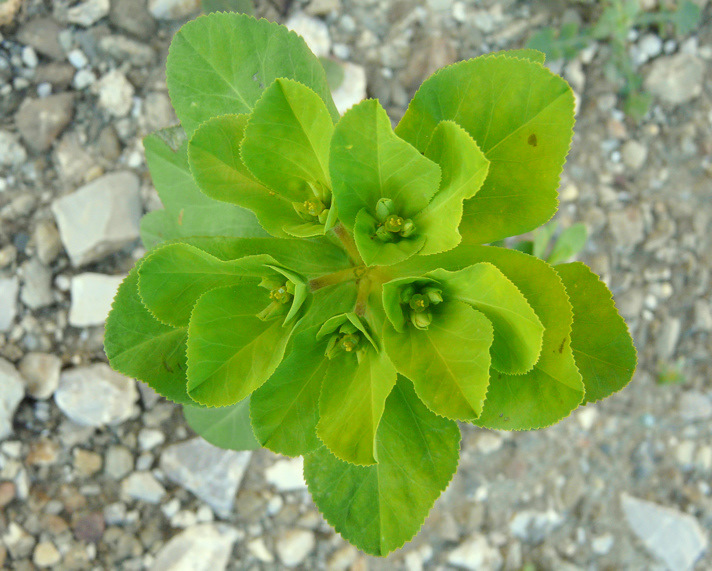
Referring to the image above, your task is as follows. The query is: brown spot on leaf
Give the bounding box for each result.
[558,338,566,353]
[528,134,538,147]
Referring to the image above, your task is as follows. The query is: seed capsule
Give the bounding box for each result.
[399,219,415,237]
[375,198,395,222]
[409,294,429,312]
[411,310,432,330]
[422,286,443,304]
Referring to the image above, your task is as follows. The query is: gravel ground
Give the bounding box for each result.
[1,0,711,569]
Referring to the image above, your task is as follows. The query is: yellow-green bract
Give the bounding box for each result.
[104,13,637,557]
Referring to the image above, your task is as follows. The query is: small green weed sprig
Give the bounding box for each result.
[105,13,636,556]
[527,0,701,118]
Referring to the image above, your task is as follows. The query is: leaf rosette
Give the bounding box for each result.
[105,13,637,557]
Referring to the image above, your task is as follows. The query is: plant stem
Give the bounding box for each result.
[354,277,371,316]
[309,266,364,291]
[333,224,364,266]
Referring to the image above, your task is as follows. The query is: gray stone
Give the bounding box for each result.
[621,140,648,171]
[66,0,110,27]
[0,277,19,332]
[150,524,240,571]
[55,364,138,427]
[160,438,252,518]
[17,17,66,60]
[509,509,563,543]
[447,535,503,570]
[20,258,53,310]
[18,352,62,400]
[644,54,704,105]
[94,70,135,117]
[69,273,124,327]
[14,93,75,153]
[105,445,134,479]
[656,316,681,361]
[138,428,165,450]
[110,0,157,40]
[265,457,307,491]
[621,493,707,570]
[98,35,155,67]
[608,207,645,250]
[33,220,62,265]
[148,0,201,20]
[305,0,341,15]
[275,529,315,568]
[286,13,331,58]
[140,92,177,133]
[331,62,367,115]
[121,472,165,503]
[678,391,712,421]
[0,359,25,441]
[0,130,27,167]
[51,171,142,267]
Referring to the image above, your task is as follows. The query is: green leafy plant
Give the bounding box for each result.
[527,0,701,118]
[514,220,588,265]
[105,13,637,556]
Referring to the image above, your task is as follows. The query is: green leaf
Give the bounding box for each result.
[320,57,345,91]
[174,236,350,279]
[396,54,575,244]
[318,345,397,465]
[495,48,546,65]
[353,208,426,266]
[250,330,327,456]
[166,13,338,137]
[547,222,587,265]
[429,263,545,375]
[201,0,254,15]
[392,246,585,429]
[138,244,274,327]
[671,2,701,36]
[383,300,493,420]
[140,210,177,250]
[104,264,191,404]
[416,121,490,255]
[555,262,637,404]
[304,378,460,556]
[330,99,441,229]
[144,127,267,245]
[188,114,295,238]
[242,79,334,203]
[533,220,558,259]
[183,397,261,451]
[186,284,295,406]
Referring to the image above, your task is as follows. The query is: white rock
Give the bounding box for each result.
[151,524,239,571]
[94,70,135,117]
[54,363,138,427]
[509,509,563,543]
[20,258,53,310]
[121,471,166,504]
[0,359,25,441]
[160,438,252,518]
[21,46,38,69]
[591,533,614,555]
[51,171,142,267]
[678,391,712,421]
[644,54,704,105]
[265,457,307,492]
[331,62,367,114]
[0,130,27,167]
[247,538,274,563]
[286,13,331,58]
[148,0,200,20]
[66,0,110,27]
[2,522,35,559]
[67,49,89,69]
[275,529,315,568]
[621,493,707,571]
[476,432,503,454]
[0,277,19,332]
[138,428,165,450]
[447,535,503,570]
[69,273,124,327]
[18,352,62,400]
